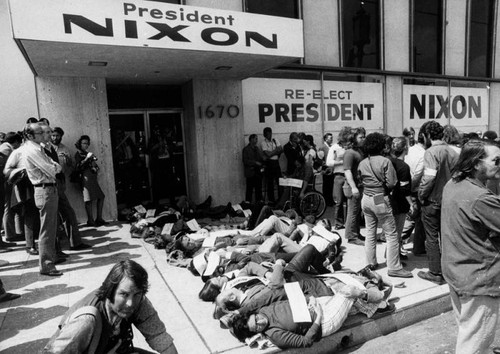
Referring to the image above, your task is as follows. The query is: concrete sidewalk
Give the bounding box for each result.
[0,213,451,353]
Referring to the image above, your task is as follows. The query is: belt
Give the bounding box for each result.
[34,183,56,188]
[333,172,345,177]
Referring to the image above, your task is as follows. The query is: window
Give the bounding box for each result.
[412,0,443,74]
[468,0,494,78]
[244,0,299,19]
[341,0,381,69]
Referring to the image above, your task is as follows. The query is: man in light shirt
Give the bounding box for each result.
[261,127,283,204]
[21,123,63,276]
[401,127,426,254]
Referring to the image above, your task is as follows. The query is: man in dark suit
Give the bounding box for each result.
[242,134,264,203]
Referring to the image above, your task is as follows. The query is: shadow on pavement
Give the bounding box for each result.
[0,338,50,354]
[0,283,83,308]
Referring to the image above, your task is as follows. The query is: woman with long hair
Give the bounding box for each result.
[358,132,412,278]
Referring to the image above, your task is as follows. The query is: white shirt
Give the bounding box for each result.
[326,143,346,174]
[404,143,426,192]
[261,138,281,161]
[21,140,61,184]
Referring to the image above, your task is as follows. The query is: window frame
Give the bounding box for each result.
[410,0,445,74]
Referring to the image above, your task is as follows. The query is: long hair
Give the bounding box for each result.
[451,139,493,182]
[96,259,149,303]
[230,314,254,342]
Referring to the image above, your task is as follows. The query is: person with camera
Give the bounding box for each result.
[74,135,107,227]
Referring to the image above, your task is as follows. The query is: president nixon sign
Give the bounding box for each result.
[243,78,384,134]
[9,0,303,57]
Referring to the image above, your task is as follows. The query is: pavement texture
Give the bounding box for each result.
[0,207,458,354]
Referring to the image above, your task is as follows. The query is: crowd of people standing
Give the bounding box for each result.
[0,118,108,277]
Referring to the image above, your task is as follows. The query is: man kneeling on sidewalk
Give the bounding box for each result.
[44,259,178,354]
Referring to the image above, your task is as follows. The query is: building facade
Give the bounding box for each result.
[1,0,499,221]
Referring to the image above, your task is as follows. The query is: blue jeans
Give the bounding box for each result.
[345,193,361,240]
[332,174,346,226]
[34,185,58,272]
[362,194,402,271]
[421,201,442,274]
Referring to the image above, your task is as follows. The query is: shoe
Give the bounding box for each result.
[26,248,39,255]
[70,243,92,251]
[0,292,21,303]
[417,271,446,285]
[388,269,413,278]
[347,238,365,246]
[86,220,96,227]
[55,258,66,265]
[95,219,109,226]
[358,235,366,241]
[375,303,396,314]
[367,263,378,271]
[334,224,345,230]
[40,269,63,276]
[57,251,70,258]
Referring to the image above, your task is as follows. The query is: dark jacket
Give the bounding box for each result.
[242,143,264,178]
[441,178,500,297]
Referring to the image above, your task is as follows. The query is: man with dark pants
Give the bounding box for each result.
[50,126,90,251]
[261,127,283,203]
[0,132,22,250]
[417,121,458,284]
[242,134,264,203]
[319,133,334,206]
[22,122,63,276]
[441,140,500,353]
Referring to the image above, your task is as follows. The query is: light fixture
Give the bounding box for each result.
[88,61,108,67]
[215,66,232,71]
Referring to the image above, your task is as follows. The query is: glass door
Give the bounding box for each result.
[109,110,186,209]
[109,112,150,208]
[147,111,186,204]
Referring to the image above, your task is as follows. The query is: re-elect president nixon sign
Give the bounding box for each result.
[403,84,489,129]
[243,78,384,134]
[9,0,303,57]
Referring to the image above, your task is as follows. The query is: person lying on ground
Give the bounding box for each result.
[215,246,391,323]
[44,259,178,354]
[198,243,337,302]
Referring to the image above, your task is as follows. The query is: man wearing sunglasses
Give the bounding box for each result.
[441,139,500,354]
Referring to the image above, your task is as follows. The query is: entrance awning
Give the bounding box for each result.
[9,0,304,85]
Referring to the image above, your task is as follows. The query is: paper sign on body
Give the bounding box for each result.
[284,282,311,323]
[186,219,201,231]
